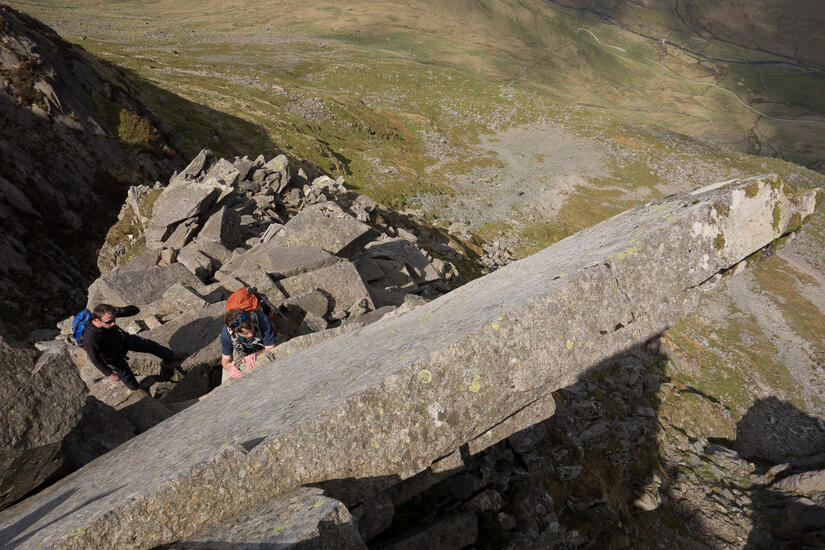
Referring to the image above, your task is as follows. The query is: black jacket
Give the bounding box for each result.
[82,305,139,376]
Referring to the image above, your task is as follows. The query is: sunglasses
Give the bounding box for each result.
[230,314,248,328]
[99,318,116,326]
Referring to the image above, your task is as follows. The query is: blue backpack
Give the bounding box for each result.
[71,309,92,345]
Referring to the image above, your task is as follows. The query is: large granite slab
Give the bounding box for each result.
[0,176,817,549]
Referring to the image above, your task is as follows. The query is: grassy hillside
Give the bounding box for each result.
[10,0,825,258]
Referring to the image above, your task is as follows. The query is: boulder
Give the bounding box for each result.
[162,282,209,314]
[177,247,215,282]
[0,338,87,511]
[160,217,199,250]
[271,202,377,257]
[172,487,365,549]
[129,302,226,376]
[367,238,441,283]
[247,245,339,279]
[159,363,216,404]
[86,263,202,309]
[146,178,232,245]
[60,397,137,470]
[178,149,212,181]
[118,250,161,273]
[198,206,242,249]
[284,289,330,319]
[204,158,241,188]
[263,154,291,194]
[772,470,825,496]
[280,261,374,319]
[261,222,284,244]
[233,156,253,183]
[196,240,234,267]
[352,255,384,283]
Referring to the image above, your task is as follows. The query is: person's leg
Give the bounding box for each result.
[109,356,140,390]
[124,334,174,360]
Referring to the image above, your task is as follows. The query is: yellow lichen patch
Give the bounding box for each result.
[272,525,291,536]
[469,374,482,393]
[566,339,574,350]
[491,322,500,330]
[611,245,642,262]
[417,369,433,383]
[314,499,324,508]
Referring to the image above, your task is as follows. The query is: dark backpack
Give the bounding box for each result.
[70,309,92,345]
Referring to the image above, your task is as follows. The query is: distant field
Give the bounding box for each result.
[9,0,825,255]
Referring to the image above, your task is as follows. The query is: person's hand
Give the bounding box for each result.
[242,353,257,368]
[108,374,120,382]
[226,365,244,379]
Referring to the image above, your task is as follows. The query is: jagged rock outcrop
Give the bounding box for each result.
[0,5,181,339]
[0,174,815,549]
[0,337,87,510]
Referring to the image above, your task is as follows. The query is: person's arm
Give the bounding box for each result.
[115,305,140,318]
[221,353,244,378]
[220,327,244,378]
[82,336,113,377]
[258,312,276,349]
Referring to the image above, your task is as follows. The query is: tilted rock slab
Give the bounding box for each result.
[0,175,817,549]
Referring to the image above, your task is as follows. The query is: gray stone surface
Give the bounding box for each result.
[129,302,226,375]
[172,487,364,549]
[0,339,87,511]
[280,261,375,319]
[271,202,377,257]
[179,149,211,180]
[0,176,815,549]
[773,469,825,495]
[197,206,241,249]
[176,248,214,282]
[285,289,330,319]
[86,264,202,309]
[232,244,339,279]
[118,251,160,273]
[366,238,441,283]
[147,179,230,243]
[162,282,209,315]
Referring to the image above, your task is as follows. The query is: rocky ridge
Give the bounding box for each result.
[0,173,816,548]
[0,146,460,512]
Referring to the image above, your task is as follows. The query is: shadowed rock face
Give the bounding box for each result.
[0,5,181,339]
[0,174,814,549]
[0,338,87,510]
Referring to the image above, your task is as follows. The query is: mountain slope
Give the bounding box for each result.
[0,4,184,338]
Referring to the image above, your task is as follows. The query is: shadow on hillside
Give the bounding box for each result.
[738,397,825,548]
[296,339,825,548]
[0,56,281,340]
[292,338,698,548]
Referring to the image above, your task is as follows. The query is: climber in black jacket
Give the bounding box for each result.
[82,303,185,390]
